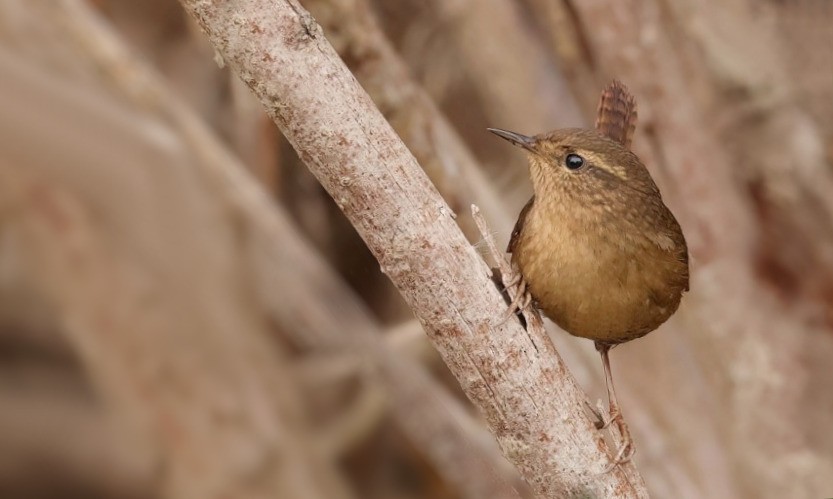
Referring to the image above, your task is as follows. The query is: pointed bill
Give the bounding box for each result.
[487,128,537,152]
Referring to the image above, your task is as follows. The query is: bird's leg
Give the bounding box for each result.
[595,342,635,471]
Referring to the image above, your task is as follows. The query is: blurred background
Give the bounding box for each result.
[1,0,832,498]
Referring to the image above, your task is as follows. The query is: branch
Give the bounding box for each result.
[176,0,648,496]
[46,1,525,496]
[301,0,514,241]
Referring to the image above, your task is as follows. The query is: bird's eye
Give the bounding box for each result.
[565,153,585,170]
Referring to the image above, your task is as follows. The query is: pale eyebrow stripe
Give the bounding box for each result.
[581,150,629,181]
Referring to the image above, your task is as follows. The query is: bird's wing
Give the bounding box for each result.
[507,196,535,253]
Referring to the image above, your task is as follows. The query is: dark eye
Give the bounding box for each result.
[565,153,584,170]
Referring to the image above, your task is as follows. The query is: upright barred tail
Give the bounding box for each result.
[595,79,638,150]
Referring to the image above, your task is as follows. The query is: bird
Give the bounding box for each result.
[487,80,689,467]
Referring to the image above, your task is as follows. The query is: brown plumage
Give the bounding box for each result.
[505,128,689,344]
[488,80,689,468]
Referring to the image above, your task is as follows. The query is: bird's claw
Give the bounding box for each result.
[603,439,635,473]
[500,269,532,325]
[600,410,635,473]
[598,406,620,430]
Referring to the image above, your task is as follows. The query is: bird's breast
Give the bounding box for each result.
[513,204,686,343]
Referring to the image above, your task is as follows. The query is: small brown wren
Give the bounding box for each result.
[488,80,689,466]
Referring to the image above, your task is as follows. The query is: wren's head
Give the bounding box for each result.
[488,127,663,210]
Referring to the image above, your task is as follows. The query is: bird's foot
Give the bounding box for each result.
[500,271,532,324]
[596,403,619,430]
[601,409,635,473]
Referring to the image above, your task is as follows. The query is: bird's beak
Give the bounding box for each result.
[487,128,537,152]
